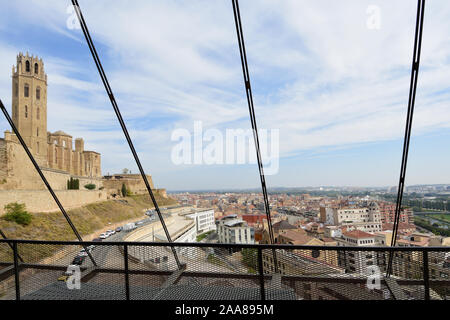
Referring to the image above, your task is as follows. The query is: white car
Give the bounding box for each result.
[106,229,115,236]
[99,233,108,239]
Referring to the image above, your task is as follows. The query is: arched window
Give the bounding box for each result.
[25,105,28,118]
[37,128,39,137]
[14,82,18,97]
[37,107,40,120]
[25,61,30,72]
[24,84,29,97]
[36,87,40,100]
[34,63,39,74]
[63,140,66,148]
[55,149,58,163]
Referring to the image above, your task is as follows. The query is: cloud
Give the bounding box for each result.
[0,0,449,189]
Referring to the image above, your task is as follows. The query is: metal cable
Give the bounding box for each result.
[0,228,23,262]
[387,0,425,277]
[231,0,278,272]
[0,99,97,267]
[71,0,181,269]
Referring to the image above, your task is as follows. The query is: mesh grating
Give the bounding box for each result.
[0,241,448,300]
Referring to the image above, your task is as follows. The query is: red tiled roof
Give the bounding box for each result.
[279,229,313,245]
[343,230,374,239]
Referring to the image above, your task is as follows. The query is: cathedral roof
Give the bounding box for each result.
[52,130,72,137]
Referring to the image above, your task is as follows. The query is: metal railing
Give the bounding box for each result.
[0,239,448,300]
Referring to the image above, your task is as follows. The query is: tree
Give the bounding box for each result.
[84,184,96,190]
[67,178,80,190]
[121,183,127,197]
[3,202,32,226]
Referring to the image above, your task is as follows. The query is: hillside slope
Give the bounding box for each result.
[0,192,177,261]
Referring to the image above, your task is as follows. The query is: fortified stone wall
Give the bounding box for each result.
[0,138,103,191]
[102,174,154,194]
[0,189,108,215]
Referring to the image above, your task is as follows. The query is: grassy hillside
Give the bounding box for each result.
[0,192,177,261]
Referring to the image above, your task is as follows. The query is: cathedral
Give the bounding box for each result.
[0,53,101,190]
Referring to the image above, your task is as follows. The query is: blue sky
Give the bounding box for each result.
[0,0,449,190]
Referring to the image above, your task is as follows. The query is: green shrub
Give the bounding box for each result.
[196,231,213,242]
[84,184,96,190]
[121,183,127,197]
[3,202,32,226]
[67,178,80,190]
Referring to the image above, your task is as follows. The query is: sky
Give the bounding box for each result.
[0,0,449,191]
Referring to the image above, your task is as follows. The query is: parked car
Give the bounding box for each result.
[92,238,102,242]
[136,221,144,226]
[106,229,115,236]
[99,233,108,239]
[72,255,86,266]
[115,227,122,232]
[123,223,137,231]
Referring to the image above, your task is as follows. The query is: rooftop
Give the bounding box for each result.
[279,229,315,245]
[343,230,375,239]
[223,219,246,227]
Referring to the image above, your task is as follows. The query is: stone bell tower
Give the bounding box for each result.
[11,52,48,166]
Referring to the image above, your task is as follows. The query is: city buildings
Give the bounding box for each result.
[185,208,216,235]
[216,214,255,245]
[336,230,376,274]
[319,203,382,233]
[378,202,414,225]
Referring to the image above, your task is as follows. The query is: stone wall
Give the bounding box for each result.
[0,189,108,215]
[0,138,103,191]
[102,174,154,194]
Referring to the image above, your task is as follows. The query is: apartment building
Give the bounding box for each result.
[390,233,450,281]
[216,215,255,244]
[336,230,377,275]
[260,249,385,300]
[378,202,414,224]
[185,208,216,234]
[320,203,382,233]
